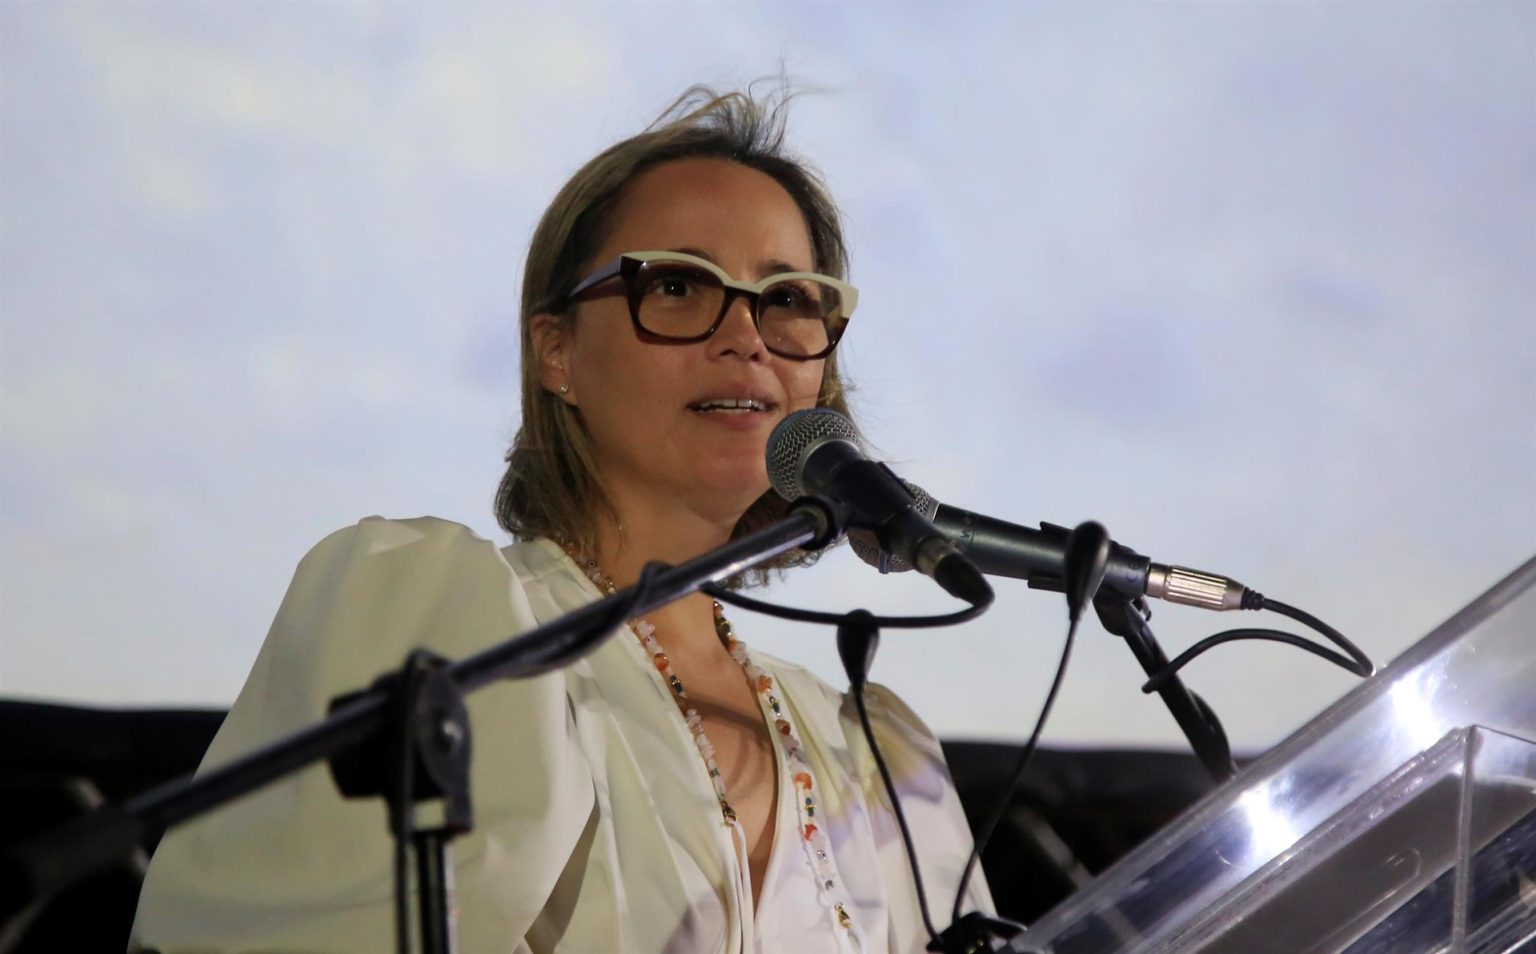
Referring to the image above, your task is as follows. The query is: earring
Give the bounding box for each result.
[557,384,570,395]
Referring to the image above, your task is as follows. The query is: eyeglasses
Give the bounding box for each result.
[566,250,858,360]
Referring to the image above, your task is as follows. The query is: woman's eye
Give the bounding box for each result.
[767,284,820,313]
[645,271,701,298]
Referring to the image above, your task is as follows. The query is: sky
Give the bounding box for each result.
[2,0,1533,753]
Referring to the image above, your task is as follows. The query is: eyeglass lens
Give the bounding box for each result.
[632,260,845,357]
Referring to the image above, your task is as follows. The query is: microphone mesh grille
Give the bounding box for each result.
[766,408,860,500]
[847,480,935,573]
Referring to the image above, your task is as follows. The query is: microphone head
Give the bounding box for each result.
[766,407,861,501]
[847,480,937,574]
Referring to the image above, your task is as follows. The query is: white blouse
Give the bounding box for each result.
[133,517,992,953]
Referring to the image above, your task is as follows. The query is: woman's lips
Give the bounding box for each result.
[686,396,777,414]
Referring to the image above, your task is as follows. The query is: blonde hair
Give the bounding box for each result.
[495,83,858,584]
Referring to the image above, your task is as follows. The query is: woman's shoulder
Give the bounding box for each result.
[273,518,609,679]
[496,535,605,622]
[308,513,495,552]
[292,517,582,613]
[190,514,595,820]
[288,515,514,603]
[497,533,582,587]
[133,517,601,952]
[285,515,523,626]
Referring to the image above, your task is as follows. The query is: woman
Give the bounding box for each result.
[134,87,990,954]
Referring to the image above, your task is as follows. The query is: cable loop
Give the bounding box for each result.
[702,582,991,628]
[1140,594,1374,691]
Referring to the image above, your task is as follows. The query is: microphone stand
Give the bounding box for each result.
[1092,592,1237,785]
[3,498,844,954]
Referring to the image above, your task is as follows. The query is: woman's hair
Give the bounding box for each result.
[494,82,858,584]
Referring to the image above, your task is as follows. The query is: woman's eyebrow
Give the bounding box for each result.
[760,259,803,276]
[668,245,715,262]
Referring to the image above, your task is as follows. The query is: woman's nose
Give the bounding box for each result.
[709,292,767,360]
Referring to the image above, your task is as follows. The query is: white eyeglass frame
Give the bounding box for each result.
[566,250,858,360]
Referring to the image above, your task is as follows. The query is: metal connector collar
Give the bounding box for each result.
[1145,564,1247,611]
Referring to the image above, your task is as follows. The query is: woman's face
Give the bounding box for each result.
[536,157,829,524]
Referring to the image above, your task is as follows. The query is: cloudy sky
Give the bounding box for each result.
[2,0,1532,753]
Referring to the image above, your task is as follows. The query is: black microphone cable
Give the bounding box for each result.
[838,610,942,947]
[940,521,1108,951]
[703,578,996,952]
[1140,592,1373,692]
[598,562,969,945]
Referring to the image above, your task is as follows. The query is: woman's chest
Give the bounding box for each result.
[559,639,894,952]
[685,671,780,882]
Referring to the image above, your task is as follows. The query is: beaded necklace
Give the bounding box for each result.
[570,553,855,935]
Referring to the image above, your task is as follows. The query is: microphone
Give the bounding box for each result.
[847,483,1254,613]
[767,409,992,606]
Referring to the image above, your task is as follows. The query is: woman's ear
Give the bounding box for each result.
[529,312,576,404]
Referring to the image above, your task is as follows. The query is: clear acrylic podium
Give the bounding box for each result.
[1018,556,1536,954]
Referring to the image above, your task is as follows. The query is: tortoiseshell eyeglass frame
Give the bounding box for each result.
[565,250,858,361]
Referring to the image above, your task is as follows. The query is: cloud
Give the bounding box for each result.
[2,1,1532,754]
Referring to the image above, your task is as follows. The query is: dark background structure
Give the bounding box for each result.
[1,699,1226,951]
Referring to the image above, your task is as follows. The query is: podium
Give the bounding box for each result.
[1018,556,1536,954]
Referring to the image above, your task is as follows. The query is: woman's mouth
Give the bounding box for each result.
[687,397,776,414]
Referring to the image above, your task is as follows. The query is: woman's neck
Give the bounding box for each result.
[592,471,767,574]
[586,490,750,659]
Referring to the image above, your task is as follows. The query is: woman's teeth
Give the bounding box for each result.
[691,398,770,413]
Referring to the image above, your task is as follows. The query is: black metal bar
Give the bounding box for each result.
[1095,593,1236,784]
[124,692,385,832]
[414,830,453,954]
[448,508,823,692]
[5,507,827,909]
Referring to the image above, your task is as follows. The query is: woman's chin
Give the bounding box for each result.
[690,470,773,516]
